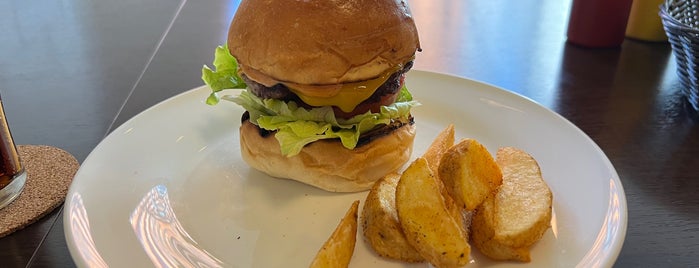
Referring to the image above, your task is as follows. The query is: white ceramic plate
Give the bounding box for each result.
[64,70,627,267]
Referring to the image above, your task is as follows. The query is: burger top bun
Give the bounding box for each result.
[227,0,421,85]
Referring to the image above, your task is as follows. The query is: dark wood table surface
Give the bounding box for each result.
[1,0,697,267]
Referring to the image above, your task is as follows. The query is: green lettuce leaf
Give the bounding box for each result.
[201,45,419,156]
[230,90,419,156]
[396,84,413,102]
[201,45,247,105]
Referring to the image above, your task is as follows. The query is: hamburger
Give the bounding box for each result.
[202,0,421,192]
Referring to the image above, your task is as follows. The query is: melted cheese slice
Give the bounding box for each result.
[284,66,399,112]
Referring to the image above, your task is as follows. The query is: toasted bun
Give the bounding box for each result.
[228,0,420,85]
[239,120,416,192]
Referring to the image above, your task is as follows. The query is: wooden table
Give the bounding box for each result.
[1,0,697,267]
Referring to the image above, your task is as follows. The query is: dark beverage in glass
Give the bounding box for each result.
[0,97,25,209]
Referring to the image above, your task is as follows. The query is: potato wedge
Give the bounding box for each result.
[470,194,532,262]
[438,138,503,211]
[422,124,455,174]
[420,124,468,236]
[471,147,553,262]
[309,200,360,268]
[396,157,470,268]
[492,147,552,247]
[362,172,424,262]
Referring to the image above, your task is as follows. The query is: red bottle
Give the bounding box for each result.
[567,0,634,48]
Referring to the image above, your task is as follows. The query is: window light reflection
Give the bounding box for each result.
[576,178,626,267]
[67,192,108,268]
[130,184,224,268]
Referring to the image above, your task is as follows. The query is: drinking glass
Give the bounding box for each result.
[0,96,26,209]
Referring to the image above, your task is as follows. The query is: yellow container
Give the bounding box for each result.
[626,0,668,41]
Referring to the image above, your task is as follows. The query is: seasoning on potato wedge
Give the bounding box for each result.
[438,138,503,211]
[363,124,462,263]
[419,124,468,236]
[470,193,532,261]
[396,157,471,268]
[362,172,424,262]
[423,123,455,174]
[470,147,553,262]
[309,200,360,268]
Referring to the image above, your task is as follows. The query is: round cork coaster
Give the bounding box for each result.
[0,145,79,238]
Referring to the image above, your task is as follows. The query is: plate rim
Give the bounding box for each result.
[63,69,628,267]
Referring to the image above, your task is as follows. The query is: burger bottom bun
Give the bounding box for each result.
[239,120,416,192]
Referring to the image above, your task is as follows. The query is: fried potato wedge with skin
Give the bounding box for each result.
[471,194,532,262]
[362,124,462,263]
[471,147,553,262]
[310,200,360,268]
[420,124,468,237]
[362,172,424,262]
[493,147,552,247]
[443,182,469,241]
[438,138,503,211]
[396,157,470,268]
[423,124,455,174]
